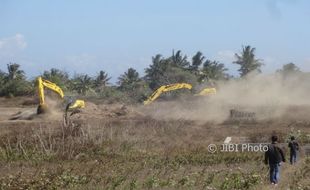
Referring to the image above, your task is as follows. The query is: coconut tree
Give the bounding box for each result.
[199,60,229,82]
[7,63,25,80]
[234,45,263,77]
[72,74,94,95]
[171,50,190,68]
[118,68,141,90]
[42,68,70,89]
[190,51,205,72]
[94,70,111,91]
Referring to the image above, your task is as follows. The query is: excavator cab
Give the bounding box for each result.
[64,96,85,112]
[36,77,85,115]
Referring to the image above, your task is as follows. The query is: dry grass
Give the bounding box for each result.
[0,113,309,189]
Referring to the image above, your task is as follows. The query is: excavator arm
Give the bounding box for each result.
[37,77,84,114]
[37,77,64,106]
[143,83,192,105]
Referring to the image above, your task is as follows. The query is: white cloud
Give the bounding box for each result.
[0,34,27,57]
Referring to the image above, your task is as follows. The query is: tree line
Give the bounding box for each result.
[0,45,303,103]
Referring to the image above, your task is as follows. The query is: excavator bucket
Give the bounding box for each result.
[37,104,48,115]
[63,99,85,125]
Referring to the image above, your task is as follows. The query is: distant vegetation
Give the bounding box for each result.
[0,45,305,103]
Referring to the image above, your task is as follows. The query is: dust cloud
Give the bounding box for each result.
[44,96,65,119]
[142,72,310,123]
[9,96,64,121]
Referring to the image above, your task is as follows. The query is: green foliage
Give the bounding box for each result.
[143,175,160,189]
[96,86,126,103]
[42,68,70,90]
[199,60,229,83]
[145,54,169,90]
[94,70,111,92]
[145,51,197,91]
[118,68,141,90]
[190,51,205,72]
[118,68,149,103]
[0,168,89,189]
[0,70,7,93]
[6,63,25,80]
[220,172,262,190]
[171,50,190,68]
[71,74,94,95]
[0,63,33,97]
[0,79,33,97]
[234,45,263,77]
[3,47,309,104]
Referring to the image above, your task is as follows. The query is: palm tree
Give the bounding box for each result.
[199,60,229,82]
[94,70,111,89]
[72,74,94,95]
[171,50,190,68]
[7,63,25,80]
[42,68,69,89]
[190,51,205,72]
[145,54,169,89]
[145,53,199,90]
[233,46,263,77]
[118,68,141,90]
[1,64,31,97]
[43,68,69,80]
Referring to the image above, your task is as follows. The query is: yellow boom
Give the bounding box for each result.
[143,83,192,105]
[196,87,217,96]
[37,77,64,106]
[37,77,85,114]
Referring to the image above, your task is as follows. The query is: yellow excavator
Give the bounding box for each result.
[195,87,217,96]
[143,83,192,105]
[143,83,216,105]
[37,77,85,114]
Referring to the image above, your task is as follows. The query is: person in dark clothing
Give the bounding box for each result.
[265,135,286,185]
[288,136,299,165]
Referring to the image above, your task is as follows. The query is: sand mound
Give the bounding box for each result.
[7,101,145,122]
[9,110,37,120]
[68,102,144,120]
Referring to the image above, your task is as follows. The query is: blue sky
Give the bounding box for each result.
[0,0,309,82]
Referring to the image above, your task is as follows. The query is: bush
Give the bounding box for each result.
[0,79,34,97]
